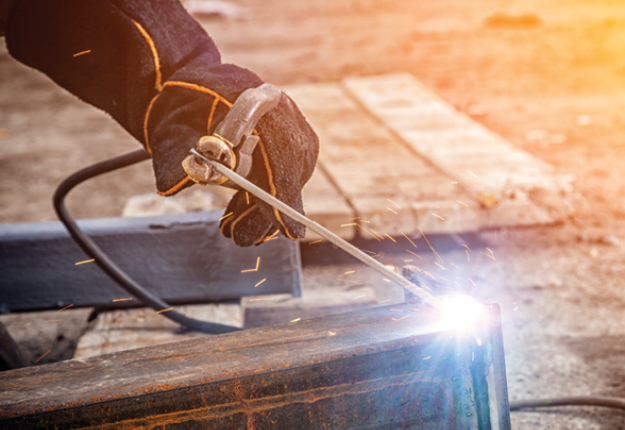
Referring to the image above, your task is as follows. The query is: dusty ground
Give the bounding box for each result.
[3,0,625,427]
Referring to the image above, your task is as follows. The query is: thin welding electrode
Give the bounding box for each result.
[190,149,443,310]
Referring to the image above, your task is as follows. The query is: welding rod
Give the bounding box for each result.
[190,149,443,311]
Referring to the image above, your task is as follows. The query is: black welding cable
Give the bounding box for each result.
[510,396,625,412]
[53,149,242,335]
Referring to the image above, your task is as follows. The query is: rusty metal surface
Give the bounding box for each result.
[0,304,508,429]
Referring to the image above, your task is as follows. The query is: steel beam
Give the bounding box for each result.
[0,210,302,312]
[0,304,510,429]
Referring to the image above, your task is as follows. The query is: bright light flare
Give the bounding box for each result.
[441,294,485,331]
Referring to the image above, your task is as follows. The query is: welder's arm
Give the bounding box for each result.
[4,0,319,246]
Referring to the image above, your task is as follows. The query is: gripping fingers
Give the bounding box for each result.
[182,135,235,185]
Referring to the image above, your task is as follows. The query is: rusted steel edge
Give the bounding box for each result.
[0,305,508,429]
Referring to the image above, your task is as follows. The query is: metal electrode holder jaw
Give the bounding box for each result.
[182,83,283,188]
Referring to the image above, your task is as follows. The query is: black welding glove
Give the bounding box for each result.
[4,0,318,246]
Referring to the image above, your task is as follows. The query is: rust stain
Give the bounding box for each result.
[79,371,450,429]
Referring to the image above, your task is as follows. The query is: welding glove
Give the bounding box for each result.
[4,0,318,246]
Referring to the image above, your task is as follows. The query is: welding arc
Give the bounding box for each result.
[510,396,625,412]
[53,149,242,335]
[190,149,443,311]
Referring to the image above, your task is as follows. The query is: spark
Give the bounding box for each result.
[21,322,31,328]
[513,306,518,311]
[406,249,422,259]
[344,270,355,275]
[386,207,398,215]
[370,254,380,258]
[418,228,443,264]
[468,278,475,286]
[358,249,377,255]
[466,169,477,177]
[355,224,380,241]
[480,248,496,260]
[279,268,295,273]
[337,277,365,285]
[377,299,391,303]
[370,229,385,240]
[382,278,390,283]
[112,297,133,302]
[341,223,357,227]
[450,263,459,269]
[451,181,458,184]
[308,239,322,245]
[432,213,445,221]
[485,247,496,259]
[392,315,409,321]
[456,200,468,207]
[44,319,62,322]
[434,262,447,271]
[219,212,233,221]
[463,243,471,252]
[290,318,301,323]
[387,199,402,209]
[328,331,336,336]
[157,307,174,314]
[35,349,51,364]
[264,231,279,242]
[254,278,267,288]
[385,265,395,271]
[73,50,91,57]
[58,304,74,312]
[384,234,396,242]
[465,250,470,262]
[245,192,250,205]
[401,232,417,248]
[353,294,366,300]
[349,217,361,221]
[242,257,260,272]
[422,356,431,360]
[75,258,95,265]
[401,258,413,263]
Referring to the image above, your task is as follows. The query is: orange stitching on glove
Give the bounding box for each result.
[254,130,297,240]
[157,176,191,196]
[163,81,233,107]
[131,20,162,92]
[142,93,160,154]
[207,98,220,134]
[219,213,234,237]
[229,204,258,239]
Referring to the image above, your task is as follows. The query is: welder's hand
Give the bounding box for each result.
[146,64,319,246]
[218,94,319,246]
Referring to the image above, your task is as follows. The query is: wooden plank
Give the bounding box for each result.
[285,83,477,237]
[0,210,302,312]
[342,73,560,226]
[302,166,356,240]
[73,303,243,359]
[0,304,510,429]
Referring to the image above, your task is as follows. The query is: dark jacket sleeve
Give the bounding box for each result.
[4,0,267,195]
